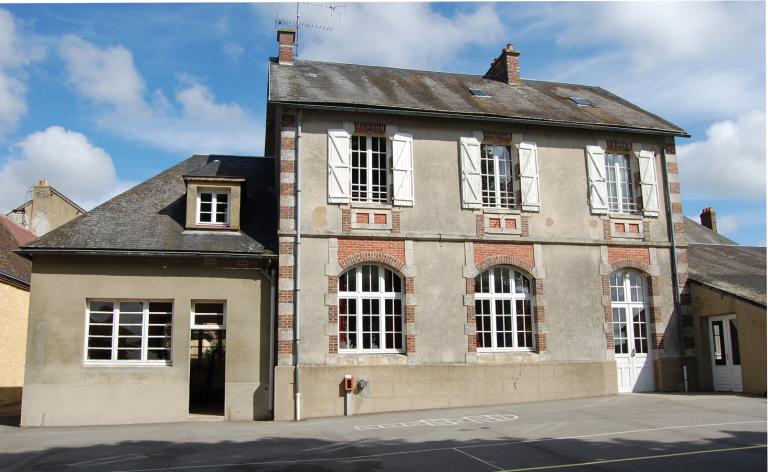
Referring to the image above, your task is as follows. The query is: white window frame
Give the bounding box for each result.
[610,270,650,356]
[83,299,173,366]
[351,135,390,204]
[191,301,227,330]
[474,267,535,352]
[338,265,405,354]
[480,144,518,210]
[196,189,231,225]
[605,153,640,215]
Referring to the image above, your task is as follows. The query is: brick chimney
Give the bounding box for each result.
[700,207,717,233]
[484,44,521,86]
[277,29,295,65]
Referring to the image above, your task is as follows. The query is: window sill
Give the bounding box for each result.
[607,213,643,220]
[349,202,393,210]
[482,207,521,215]
[83,361,172,367]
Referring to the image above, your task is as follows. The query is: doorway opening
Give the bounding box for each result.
[709,315,743,392]
[189,302,226,416]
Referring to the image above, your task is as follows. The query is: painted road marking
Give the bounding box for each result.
[104,419,766,472]
[354,414,519,430]
[452,447,504,471]
[497,444,767,472]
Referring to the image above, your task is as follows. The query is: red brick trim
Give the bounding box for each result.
[473,243,535,274]
[338,239,406,271]
[607,246,650,266]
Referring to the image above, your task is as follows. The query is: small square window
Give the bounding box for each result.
[197,190,230,225]
[569,96,592,106]
[469,88,490,97]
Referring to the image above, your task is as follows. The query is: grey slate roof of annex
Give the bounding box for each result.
[684,217,766,307]
[268,59,688,137]
[21,155,277,256]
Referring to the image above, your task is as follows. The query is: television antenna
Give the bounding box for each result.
[275,2,344,57]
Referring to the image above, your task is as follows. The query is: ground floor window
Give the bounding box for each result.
[338,264,404,353]
[474,266,535,351]
[86,300,173,364]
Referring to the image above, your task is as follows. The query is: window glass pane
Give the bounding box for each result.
[217,193,228,202]
[195,303,224,314]
[119,313,143,325]
[90,301,114,312]
[88,349,111,360]
[149,313,172,325]
[200,202,212,212]
[88,337,112,348]
[362,265,371,292]
[120,301,143,313]
[149,302,172,313]
[215,213,227,223]
[729,319,741,365]
[118,337,142,348]
[200,193,212,202]
[89,312,113,324]
[147,349,171,361]
[117,349,142,360]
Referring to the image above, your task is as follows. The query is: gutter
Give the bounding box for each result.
[687,278,766,309]
[659,137,688,392]
[260,263,277,414]
[16,248,277,260]
[268,101,691,138]
[0,270,30,291]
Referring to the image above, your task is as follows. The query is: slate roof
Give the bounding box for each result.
[0,215,36,287]
[21,155,277,257]
[269,59,688,137]
[685,217,766,307]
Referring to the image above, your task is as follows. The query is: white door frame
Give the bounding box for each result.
[611,269,655,393]
[709,314,743,392]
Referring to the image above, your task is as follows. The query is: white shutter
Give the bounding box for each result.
[459,136,482,209]
[636,147,660,216]
[327,129,351,204]
[518,141,541,212]
[586,144,608,214]
[392,132,414,207]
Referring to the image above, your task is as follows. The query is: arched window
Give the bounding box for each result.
[338,264,404,353]
[474,266,534,351]
[610,269,650,355]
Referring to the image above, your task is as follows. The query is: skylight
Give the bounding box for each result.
[469,88,490,97]
[569,96,592,106]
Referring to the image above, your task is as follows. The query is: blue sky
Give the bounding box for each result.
[0,2,765,244]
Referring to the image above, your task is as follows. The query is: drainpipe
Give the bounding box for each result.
[294,109,303,420]
[265,263,276,414]
[659,138,688,392]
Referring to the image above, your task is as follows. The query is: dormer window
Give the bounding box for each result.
[183,175,244,230]
[197,190,230,225]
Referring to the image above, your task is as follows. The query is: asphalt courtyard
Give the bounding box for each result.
[0,393,765,471]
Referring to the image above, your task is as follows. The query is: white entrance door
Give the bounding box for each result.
[709,315,743,392]
[610,270,655,393]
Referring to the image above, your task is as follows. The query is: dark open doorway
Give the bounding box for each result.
[189,329,226,415]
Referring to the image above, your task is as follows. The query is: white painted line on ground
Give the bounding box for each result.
[104,420,766,472]
[354,414,519,430]
[452,447,503,471]
[496,444,768,472]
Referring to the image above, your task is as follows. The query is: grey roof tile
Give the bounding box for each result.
[269,59,688,136]
[22,155,276,256]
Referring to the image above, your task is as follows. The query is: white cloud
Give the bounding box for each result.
[260,3,506,69]
[223,43,244,62]
[0,8,45,138]
[529,2,764,122]
[58,36,263,155]
[678,110,766,200]
[59,35,146,113]
[0,126,133,212]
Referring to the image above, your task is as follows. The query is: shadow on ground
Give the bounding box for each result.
[0,427,764,471]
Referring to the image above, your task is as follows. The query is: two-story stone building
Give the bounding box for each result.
[267,32,692,420]
[19,33,694,426]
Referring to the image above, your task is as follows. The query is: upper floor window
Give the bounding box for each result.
[338,264,404,353]
[605,153,639,214]
[351,135,388,203]
[481,144,517,209]
[86,300,173,364]
[197,190,230,225]
[474,266,535,351]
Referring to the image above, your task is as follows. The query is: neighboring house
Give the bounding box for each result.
[19,33,699,427]
[266,32,693,421]
[19,156,276,426]
[7,179,85,237]
[685,209,766,395]
[0,216,36,409]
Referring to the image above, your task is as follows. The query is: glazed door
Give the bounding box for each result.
[613,304,655,392]
[710,315,743,392]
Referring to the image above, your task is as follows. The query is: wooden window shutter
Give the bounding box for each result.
[586,143,609,214]
[635,144,660,217]
[518,141,541,211]
[392,132,414,207]
[459,136,482,209]
[327,129,351,204]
